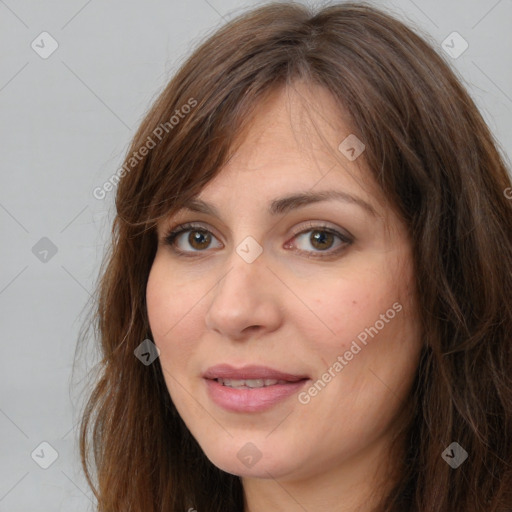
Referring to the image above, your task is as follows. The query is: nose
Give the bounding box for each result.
[204,251,283,340]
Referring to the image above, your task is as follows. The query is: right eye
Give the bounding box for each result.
[163,223,223,256]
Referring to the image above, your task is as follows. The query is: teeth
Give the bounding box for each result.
[217,378,287,388]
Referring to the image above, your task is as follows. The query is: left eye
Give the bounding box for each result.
[291,228,349,253]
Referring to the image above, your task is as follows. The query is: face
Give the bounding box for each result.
[146,83,423,484]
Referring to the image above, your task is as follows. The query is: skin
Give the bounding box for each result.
[146,82,423,512]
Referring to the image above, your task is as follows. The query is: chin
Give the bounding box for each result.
[198,434,298,479]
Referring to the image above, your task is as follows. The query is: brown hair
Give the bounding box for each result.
[74,2,512,510]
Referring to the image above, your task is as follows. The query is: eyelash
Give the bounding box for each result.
[162,221,353,259]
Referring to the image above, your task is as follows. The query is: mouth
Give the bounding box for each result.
[214,378,294,389]
[203,363,309,382]
[203,364,309,412]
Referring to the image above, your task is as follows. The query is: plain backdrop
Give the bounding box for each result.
[0,0,511,510]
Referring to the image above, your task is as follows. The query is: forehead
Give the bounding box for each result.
[157,82,400,232]
[198,83,387,214]
[229,82,352,167]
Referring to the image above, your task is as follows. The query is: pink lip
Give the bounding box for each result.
[203,364,309,413]
[203,364,308,381]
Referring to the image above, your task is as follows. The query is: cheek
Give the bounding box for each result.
[301,275,401,346]
[297,258,420,390]
[146,259,205,420]
[296,276,421,432]
[146,261,172,340]
[146,257,202,363]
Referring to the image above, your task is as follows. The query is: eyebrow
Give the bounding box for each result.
[179,190,377,218]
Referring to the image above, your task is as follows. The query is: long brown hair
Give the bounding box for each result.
[74,2,512,510]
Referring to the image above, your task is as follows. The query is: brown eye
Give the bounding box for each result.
[290,225,353,258]
[164,224,223,254]
[309,230,335,250]
[294,229,344,252]
[188,230,212,250]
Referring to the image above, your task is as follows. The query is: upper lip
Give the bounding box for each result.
[203,364,309,382]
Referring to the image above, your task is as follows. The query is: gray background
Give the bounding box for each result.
[1,0,511,510]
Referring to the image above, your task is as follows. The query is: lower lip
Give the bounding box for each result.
[205,378,308,413]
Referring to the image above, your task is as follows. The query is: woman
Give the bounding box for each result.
[75,2,512,511]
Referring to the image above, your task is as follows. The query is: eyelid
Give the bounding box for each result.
[288,220,353,241]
